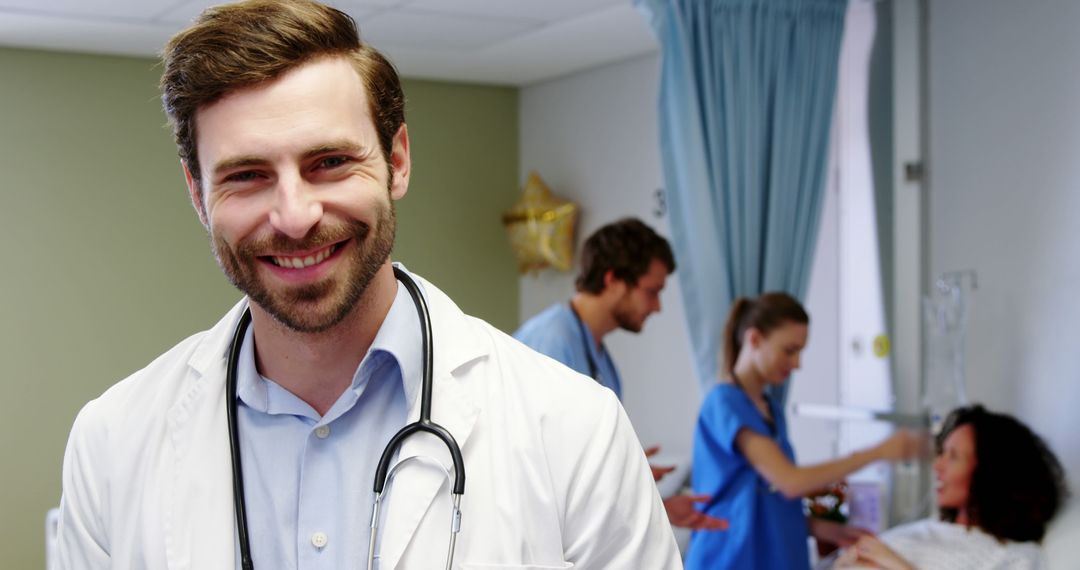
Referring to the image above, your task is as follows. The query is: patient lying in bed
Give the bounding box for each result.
[835,405,1067,570]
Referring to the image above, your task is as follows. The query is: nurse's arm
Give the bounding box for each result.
[734,427,915,499]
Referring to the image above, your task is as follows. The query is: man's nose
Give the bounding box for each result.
[268,176,322,239]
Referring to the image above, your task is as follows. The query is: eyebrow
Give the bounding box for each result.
[210,140,369,178]
[301,140,366,160]
[211,156,268,178]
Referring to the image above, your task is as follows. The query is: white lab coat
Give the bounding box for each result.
[58,274,681,569]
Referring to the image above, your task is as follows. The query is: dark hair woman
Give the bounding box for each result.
[837,405,1068,569]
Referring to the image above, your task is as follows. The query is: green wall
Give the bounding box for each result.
[394,79,520,333]
[0,47,518,568]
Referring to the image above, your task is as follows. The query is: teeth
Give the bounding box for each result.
[273,244,334,268]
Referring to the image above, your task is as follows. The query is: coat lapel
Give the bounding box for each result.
[164,301,247,570]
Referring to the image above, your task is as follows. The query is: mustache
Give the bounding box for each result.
[237,220,370,257]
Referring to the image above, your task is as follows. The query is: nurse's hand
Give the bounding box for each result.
[663,494,729,530]
[644,446,675,481]
[874,429,929,463]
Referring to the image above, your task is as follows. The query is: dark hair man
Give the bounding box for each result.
[515,217,726,531]
[55,2,679,568]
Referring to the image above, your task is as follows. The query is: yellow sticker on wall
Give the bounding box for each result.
[872,334,890,358]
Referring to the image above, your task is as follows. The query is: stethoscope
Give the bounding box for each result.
[226,266,465,570]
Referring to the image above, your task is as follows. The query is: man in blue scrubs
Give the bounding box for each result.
[514,218,670,400]
[515,217,726,531]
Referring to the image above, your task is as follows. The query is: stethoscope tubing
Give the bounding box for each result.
[226,307,255,570]
[374,268,465,495]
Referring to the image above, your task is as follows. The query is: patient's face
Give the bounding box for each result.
[933,424,976,512]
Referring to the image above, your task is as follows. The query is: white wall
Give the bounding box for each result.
[514,0,1080,533]
[928,0,1080,490]
[788,175,842,466]
[518,55,700,485]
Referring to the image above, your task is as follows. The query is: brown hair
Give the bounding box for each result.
[937,405,1067,542]
[160,0,405,187]
[575,218,676,294]
[721,292,809,377]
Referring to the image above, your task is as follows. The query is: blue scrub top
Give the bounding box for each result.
[686,384,809,570]
[512,303,623,399]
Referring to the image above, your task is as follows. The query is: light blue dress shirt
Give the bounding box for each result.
[234,283,421,569]
[513,303,623,399]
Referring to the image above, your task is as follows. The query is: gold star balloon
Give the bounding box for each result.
[502,171,578,274]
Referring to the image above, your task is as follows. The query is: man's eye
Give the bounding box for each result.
[226,171,260,182]
[319,156,349,169]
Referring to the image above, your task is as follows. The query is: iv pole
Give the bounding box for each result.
[791,270,977,525]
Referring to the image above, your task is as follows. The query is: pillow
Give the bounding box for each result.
[1043,495,1080,570]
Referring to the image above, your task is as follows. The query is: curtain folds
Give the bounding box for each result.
[636,0,847,403]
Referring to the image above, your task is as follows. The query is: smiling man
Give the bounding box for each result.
[55,1,680,568]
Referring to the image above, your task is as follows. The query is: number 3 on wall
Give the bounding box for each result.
[653,188,666,219]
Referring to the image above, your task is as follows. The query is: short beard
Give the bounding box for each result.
[211,201,396,333]
[615,311,644,334]
[612,292,644,333]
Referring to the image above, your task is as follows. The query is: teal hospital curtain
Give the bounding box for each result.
[636,0,847,404]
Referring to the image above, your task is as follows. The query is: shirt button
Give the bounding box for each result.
[311,531,328,549]
[314,425,331,439]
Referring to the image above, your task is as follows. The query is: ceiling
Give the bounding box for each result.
[0,0,659,86]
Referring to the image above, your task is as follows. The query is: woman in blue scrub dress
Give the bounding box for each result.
[686,293,922,569]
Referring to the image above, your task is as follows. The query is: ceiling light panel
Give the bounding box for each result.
[153,0,382,25]
[0,0,171,20]
[405,0,622,23]
[359,9,538,52]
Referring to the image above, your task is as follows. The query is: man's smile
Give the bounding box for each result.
[265,242,341,269]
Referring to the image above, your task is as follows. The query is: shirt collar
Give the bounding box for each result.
[362,280,423,410]
[235,279,425,416]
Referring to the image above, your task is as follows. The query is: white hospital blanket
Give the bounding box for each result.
[843,519,1045,569]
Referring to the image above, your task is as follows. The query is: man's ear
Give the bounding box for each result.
[602,269,627,295]
[182,161,209,229]
[388,124,411,201]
